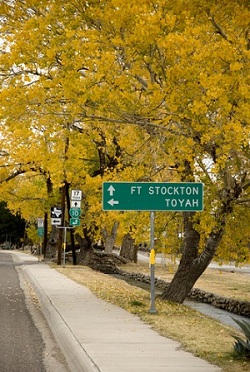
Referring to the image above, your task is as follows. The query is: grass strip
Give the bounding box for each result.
[55,264,250,372]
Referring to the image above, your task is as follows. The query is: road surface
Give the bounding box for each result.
[0,251,69,372]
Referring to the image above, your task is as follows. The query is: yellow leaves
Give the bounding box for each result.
[164,13,177,32]
[26,225,41,245]
[65,29,76,39]
[190,101,208,115]
[45,48,57,60]
[0,0,249,255]
[239,84,250,99]
[230,62,243,72]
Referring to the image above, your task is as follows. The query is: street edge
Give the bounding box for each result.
[13,254,100,372]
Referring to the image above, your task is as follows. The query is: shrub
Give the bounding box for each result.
[232,318,250,359]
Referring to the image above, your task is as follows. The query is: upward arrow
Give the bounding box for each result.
[108,185,115,196]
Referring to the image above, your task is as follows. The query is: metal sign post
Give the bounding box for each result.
[102,181,204,314]
[149,211,157,314]
[56,226,75,267]
[37,218,44,260]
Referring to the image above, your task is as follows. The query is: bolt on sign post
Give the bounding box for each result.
[103,182,204,313]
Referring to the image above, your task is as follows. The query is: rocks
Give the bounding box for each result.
[87,252,128,274]
[188,288,250,317]
[116,268,250,318]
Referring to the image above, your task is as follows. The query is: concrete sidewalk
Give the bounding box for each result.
[12,251,221,372]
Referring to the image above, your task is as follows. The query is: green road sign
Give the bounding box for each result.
[37,227,44,237]
[69,217,80,226]
[69,208,81,218]
[102,182,203,211]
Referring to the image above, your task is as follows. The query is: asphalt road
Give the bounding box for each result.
[0,252,69,372]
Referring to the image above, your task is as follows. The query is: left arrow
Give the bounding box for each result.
[108,199,119,206]
[108,185,115,196]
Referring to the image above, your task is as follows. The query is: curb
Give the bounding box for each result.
[18,258,100,372]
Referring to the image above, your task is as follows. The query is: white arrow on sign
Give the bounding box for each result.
[108,185,115,196]
[51,218,62,225]
[71,200,81,208]
[108,199,119,206]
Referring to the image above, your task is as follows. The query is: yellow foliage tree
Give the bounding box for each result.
[0,0,250,302]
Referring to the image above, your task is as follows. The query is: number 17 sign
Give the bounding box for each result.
[71,190,82,201]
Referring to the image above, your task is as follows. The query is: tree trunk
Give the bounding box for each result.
[75,231,128,272]
[161,212,224,303]
[75,229,94,265]
[45,225,57,260]
[120,233,138,263]
[103,221,119,253]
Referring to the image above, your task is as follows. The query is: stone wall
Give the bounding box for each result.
[115,268,250,318]
[188,288,250,317]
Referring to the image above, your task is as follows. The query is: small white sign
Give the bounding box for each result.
[71,200,81,208]
[51,218,62,226]
[37,218,44,228]
[71,189,82,201]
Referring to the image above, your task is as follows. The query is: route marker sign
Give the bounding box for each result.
[37,227,44,237]
[71,189,82,201]
[69,208,81,218]
[37,218,44,228]
[69,218,80,226]
[102,182,203,211]
[70,189,82,227]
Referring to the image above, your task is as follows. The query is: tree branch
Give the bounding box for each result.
[206,10,231,43]
[0,169,26,184]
